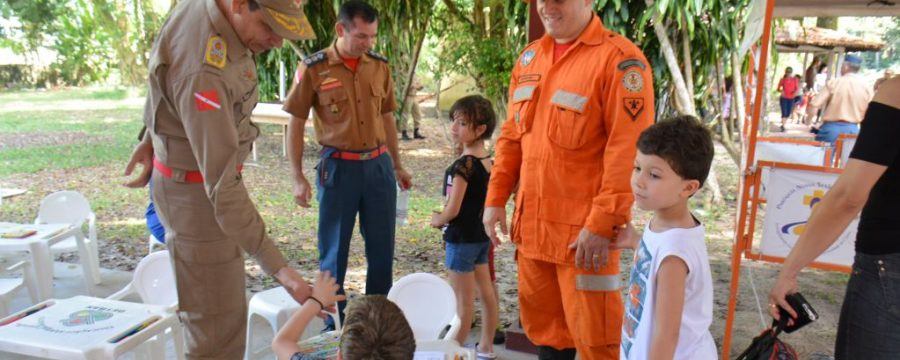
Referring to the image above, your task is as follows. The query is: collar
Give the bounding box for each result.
[207,0,250,62]
[326,42,372,66]
[538,14,607,53]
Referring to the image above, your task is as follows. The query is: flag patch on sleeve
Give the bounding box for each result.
[193,90,221,112]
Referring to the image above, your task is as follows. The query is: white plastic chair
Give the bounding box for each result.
[107,250,183,359]
[387,273,461,341]
[148,234,165,255]
[244,287,342,360]
[0,260,38,317]
[34,191,101,285]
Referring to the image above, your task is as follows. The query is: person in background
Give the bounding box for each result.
[806,54,873,145]
[430,95,499,359]
[400,75,426,140]
[874,68,894,91]
[776,66,800,132]
[769,77,900,359]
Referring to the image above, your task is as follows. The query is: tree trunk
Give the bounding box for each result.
[681,28,694,100]
[398,17,429,120]
[731,51,747,140]
[645,0,696,116]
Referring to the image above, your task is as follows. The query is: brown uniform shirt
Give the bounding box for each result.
[810,73,873,124]
[282,44,397,151]
[143,0,286,275]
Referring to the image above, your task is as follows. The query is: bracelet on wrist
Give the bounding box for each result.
[308,296,324,311]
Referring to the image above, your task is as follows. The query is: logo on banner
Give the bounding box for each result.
[772,183,851,254]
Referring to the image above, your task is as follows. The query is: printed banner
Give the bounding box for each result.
[759,167,857,267]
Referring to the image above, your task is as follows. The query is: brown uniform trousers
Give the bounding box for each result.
[144,0,288,358]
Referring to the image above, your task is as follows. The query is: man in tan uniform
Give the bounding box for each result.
[123,0,320,358]
[808,54,873,145]
[282,0,412,329]
[400,75,425,140]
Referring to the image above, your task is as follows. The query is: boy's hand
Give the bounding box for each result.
[310,271,344,311]
[612,222,640,250]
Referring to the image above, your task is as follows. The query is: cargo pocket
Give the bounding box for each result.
[510,85,539,136]
[172,240,245,314]
[547,89,590,150]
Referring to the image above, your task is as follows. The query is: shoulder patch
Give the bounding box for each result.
[366,50,388,63]
[302,51,327,66]
[204,36,227,69]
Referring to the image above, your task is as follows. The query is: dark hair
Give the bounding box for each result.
[338,1,379,28]
[636,115,714,187]
[448,95,496,141]
[340,295,415,360]
[784,66,793,74]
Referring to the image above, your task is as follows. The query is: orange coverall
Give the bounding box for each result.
[485,15,654,359]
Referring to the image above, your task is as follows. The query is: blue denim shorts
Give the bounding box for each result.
[445,241,490,273]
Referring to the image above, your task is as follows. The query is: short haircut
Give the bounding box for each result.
[338,1,378,28]
[448,95,497,141]
[340,295,415,360]
[636,115,715,187]
[785,66,793,73]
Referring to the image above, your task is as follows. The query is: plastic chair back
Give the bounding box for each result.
[36,191,92,227]
[132,251,177,308]
[387,273,457,341]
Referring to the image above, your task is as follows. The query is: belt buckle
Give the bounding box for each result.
[358,152,372,160]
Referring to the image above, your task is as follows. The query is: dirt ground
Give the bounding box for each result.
[0,103,848,358]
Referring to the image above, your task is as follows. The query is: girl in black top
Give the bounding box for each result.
[430,95,499,358]
[768,77,900,358]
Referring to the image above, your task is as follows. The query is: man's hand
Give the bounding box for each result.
[396,168,412,190]
[123,140,153,188]
[568,227,612,271]
[482,206,507,248]
[273,266,315,306]
[292,175,313,208]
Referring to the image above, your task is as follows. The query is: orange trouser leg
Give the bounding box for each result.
[517,254,575,350]
[557,261,623,360]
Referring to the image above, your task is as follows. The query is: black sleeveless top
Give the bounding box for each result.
[442,155,491,243]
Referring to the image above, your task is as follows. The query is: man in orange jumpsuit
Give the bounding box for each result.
[483,0,654,358]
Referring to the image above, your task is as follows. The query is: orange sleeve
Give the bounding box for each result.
[485,67,523,207]
[584,52,655,239]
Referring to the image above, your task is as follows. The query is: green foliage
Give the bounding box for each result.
[2,0,166,87]
[427,0,528,116]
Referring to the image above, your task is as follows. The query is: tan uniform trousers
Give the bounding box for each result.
[151,171,248,360]
[400,95,422,132]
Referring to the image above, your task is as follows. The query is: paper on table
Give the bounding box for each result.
[413,351,446,360]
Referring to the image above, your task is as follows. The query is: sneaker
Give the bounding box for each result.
[465,343,497,360]
[779,125,786,132]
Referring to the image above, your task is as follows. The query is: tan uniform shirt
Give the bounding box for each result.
[143,0,286,275]
[283,44,397,151]
[811,73,873,123]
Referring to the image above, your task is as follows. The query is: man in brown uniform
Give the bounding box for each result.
[282,1,412,328]
[808,54,873,145]
[123,0,320,358]
[400,75,425,140]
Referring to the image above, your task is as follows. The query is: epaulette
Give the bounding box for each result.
[366,50,388,63]
[302,51,327,66]
[605,31,640,57]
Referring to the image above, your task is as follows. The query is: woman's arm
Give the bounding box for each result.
[431,175,468,227]
[648,256,689,360]
[769,159,886,318]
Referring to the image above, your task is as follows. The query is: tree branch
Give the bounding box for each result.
[442,0,475,29]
